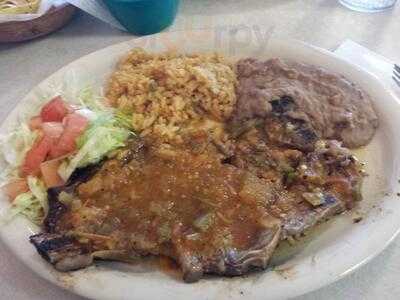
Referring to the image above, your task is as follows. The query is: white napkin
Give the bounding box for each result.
[66,0,125,30]
[334,40,399,98]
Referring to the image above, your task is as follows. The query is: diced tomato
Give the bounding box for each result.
[2,178,29,202]
[50,113,88,158]
[42,122,64,139]
[40,158,65,188]
[28,116,42,131]
[66,112,89,129]
[21,134,53,176]
[40,96,70,122]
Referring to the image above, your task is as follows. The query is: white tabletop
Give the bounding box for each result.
[1,1,400,299]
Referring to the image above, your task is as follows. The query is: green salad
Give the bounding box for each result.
[0,88,135,224]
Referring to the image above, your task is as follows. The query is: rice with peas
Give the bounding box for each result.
[106,48,237,143]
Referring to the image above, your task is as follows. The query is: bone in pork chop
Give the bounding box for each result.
[30,127,364,282]
[230,95,364,240]
[234,135,362,240]
[31,139,282,282]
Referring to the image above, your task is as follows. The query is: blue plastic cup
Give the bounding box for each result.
[103,0,180,35]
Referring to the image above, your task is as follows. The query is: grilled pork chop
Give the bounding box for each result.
[230,95,363,239]
[31,124,363,282]
[31,139,282,282]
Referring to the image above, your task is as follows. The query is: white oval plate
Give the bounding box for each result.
[1,31,400,300]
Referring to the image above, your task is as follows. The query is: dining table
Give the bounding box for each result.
[0,1,399,299]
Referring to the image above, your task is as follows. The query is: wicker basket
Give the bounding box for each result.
[0,3,76,43]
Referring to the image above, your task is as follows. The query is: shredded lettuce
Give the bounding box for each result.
[0,124,38,181]
[27,176,48,216]
[57,87,135,181]
[58,111,133,181]
[114,110,135,131]
[78,86,109,112]
[9,192,43,225]
[1,176,48,225]
[1,86,135,225]
[0,122,46,225]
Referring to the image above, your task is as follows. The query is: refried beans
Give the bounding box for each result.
[234,58,378,148]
